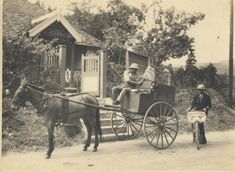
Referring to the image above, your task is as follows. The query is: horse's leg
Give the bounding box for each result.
[91,116,99,152]
[82,118,92,151]
[46,119,55,159]
[93,124,99,152]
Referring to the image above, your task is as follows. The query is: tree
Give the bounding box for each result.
[67,1,204,66]
[185,66,205,87]
[67,0,145,64]
[186,42,196,70]
[175,67,186,88]
[67,3,94,35]
[135,6,204,67]
[201,63,217,87]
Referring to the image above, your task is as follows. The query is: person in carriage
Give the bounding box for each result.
[112,63,145,105]
[188,84,211,144]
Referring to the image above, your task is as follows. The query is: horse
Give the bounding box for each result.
[11,78,102,159]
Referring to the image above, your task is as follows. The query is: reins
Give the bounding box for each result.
[26,84,140,121]
[26,84,98,128]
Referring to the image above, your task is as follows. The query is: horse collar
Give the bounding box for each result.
[37,93,50,114]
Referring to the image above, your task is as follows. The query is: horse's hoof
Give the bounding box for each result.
[93,148,97,152]
[46,155,51,159]
[83,147,88,151]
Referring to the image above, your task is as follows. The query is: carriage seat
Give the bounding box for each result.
[121,82,154,113]
[130,81,152,94]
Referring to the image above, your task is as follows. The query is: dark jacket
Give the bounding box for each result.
[191,92,211,114]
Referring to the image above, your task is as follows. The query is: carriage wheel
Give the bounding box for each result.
[111,112,143,140]
[143,102,178,149]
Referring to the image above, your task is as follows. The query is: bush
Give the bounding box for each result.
[106,62,125,97]
[174,63,225,89]
[3,35,57,96]
[42,80,63,94]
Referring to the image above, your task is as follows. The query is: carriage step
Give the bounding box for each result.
[100,118,123,126]
[91,133,118,142]
[90,126,113,135]
[100,126,113,135]
[100,118,111,126]
[100,110,113,118]
[95,125,131,135]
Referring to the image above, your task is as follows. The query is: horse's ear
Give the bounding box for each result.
[21,73,29,82]
[21,77,28,86]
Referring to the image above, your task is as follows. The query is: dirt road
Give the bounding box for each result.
[1,130,235,172]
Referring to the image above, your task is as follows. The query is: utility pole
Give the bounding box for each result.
[229,0,234,107]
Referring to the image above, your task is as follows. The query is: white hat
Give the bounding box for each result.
[197,84,206,90]
[129,63,139,69]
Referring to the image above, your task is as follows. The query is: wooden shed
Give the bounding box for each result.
[27,11,107,97]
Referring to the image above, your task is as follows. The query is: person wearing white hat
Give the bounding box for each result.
[112,63,144,105]
[188,84,211,144]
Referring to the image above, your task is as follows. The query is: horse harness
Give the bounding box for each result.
[38,93,84,128]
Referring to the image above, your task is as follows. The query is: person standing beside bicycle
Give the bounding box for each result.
[188,84,211,144]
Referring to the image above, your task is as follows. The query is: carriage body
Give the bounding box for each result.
[112,82,178,149]
[120,83,176,114]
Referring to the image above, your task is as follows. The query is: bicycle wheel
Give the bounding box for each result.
[195,122,200,150]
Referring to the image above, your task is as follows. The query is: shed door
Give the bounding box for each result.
[44,47,60,82]
[81,54,100,96]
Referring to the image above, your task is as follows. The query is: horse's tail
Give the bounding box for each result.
[96,106,103,140]
[86,94,103,140]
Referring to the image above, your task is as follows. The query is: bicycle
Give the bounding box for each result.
[187,110,207,150]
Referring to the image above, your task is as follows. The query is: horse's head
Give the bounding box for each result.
[11,78,29,111]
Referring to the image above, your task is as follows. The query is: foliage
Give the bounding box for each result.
[3,35,57,95]
[67,0,145,64]
[201,63,217,87]
[65,1,207,93]
[154,64,168,84]
[185,47,197,70]
[185,66,205,87]
[218,74,229,87]
[135,7,204,67]
[106,62,125,97]
[174,67,186,88]
[174,63,226,89]
[67,0,205,67]
[42,81,63,94]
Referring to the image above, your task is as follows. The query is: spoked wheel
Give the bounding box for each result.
[195,122,200,150]
[143,102,178,149]
[111,112,143,140]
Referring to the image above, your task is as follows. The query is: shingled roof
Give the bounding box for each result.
[71,24,105,48]
[3,0,46,38]
[3,0,105,48]
[28,11,105,48]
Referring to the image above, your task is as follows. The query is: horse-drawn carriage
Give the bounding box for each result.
[109,81,178,149]
[11,78,178,158]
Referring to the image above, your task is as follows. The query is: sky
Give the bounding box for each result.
[28,0,233,67]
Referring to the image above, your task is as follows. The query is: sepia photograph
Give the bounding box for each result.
[1,0,235,171]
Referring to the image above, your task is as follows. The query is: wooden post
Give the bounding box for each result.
[59,45,66,88]
[71,44,75,69]
[148,56,151,66]
[71,44,75,85]
[100,50,107,98]
[229,0,234,106]
[125,49,129,69]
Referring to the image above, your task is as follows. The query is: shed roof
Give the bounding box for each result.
[28,11,105,48]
